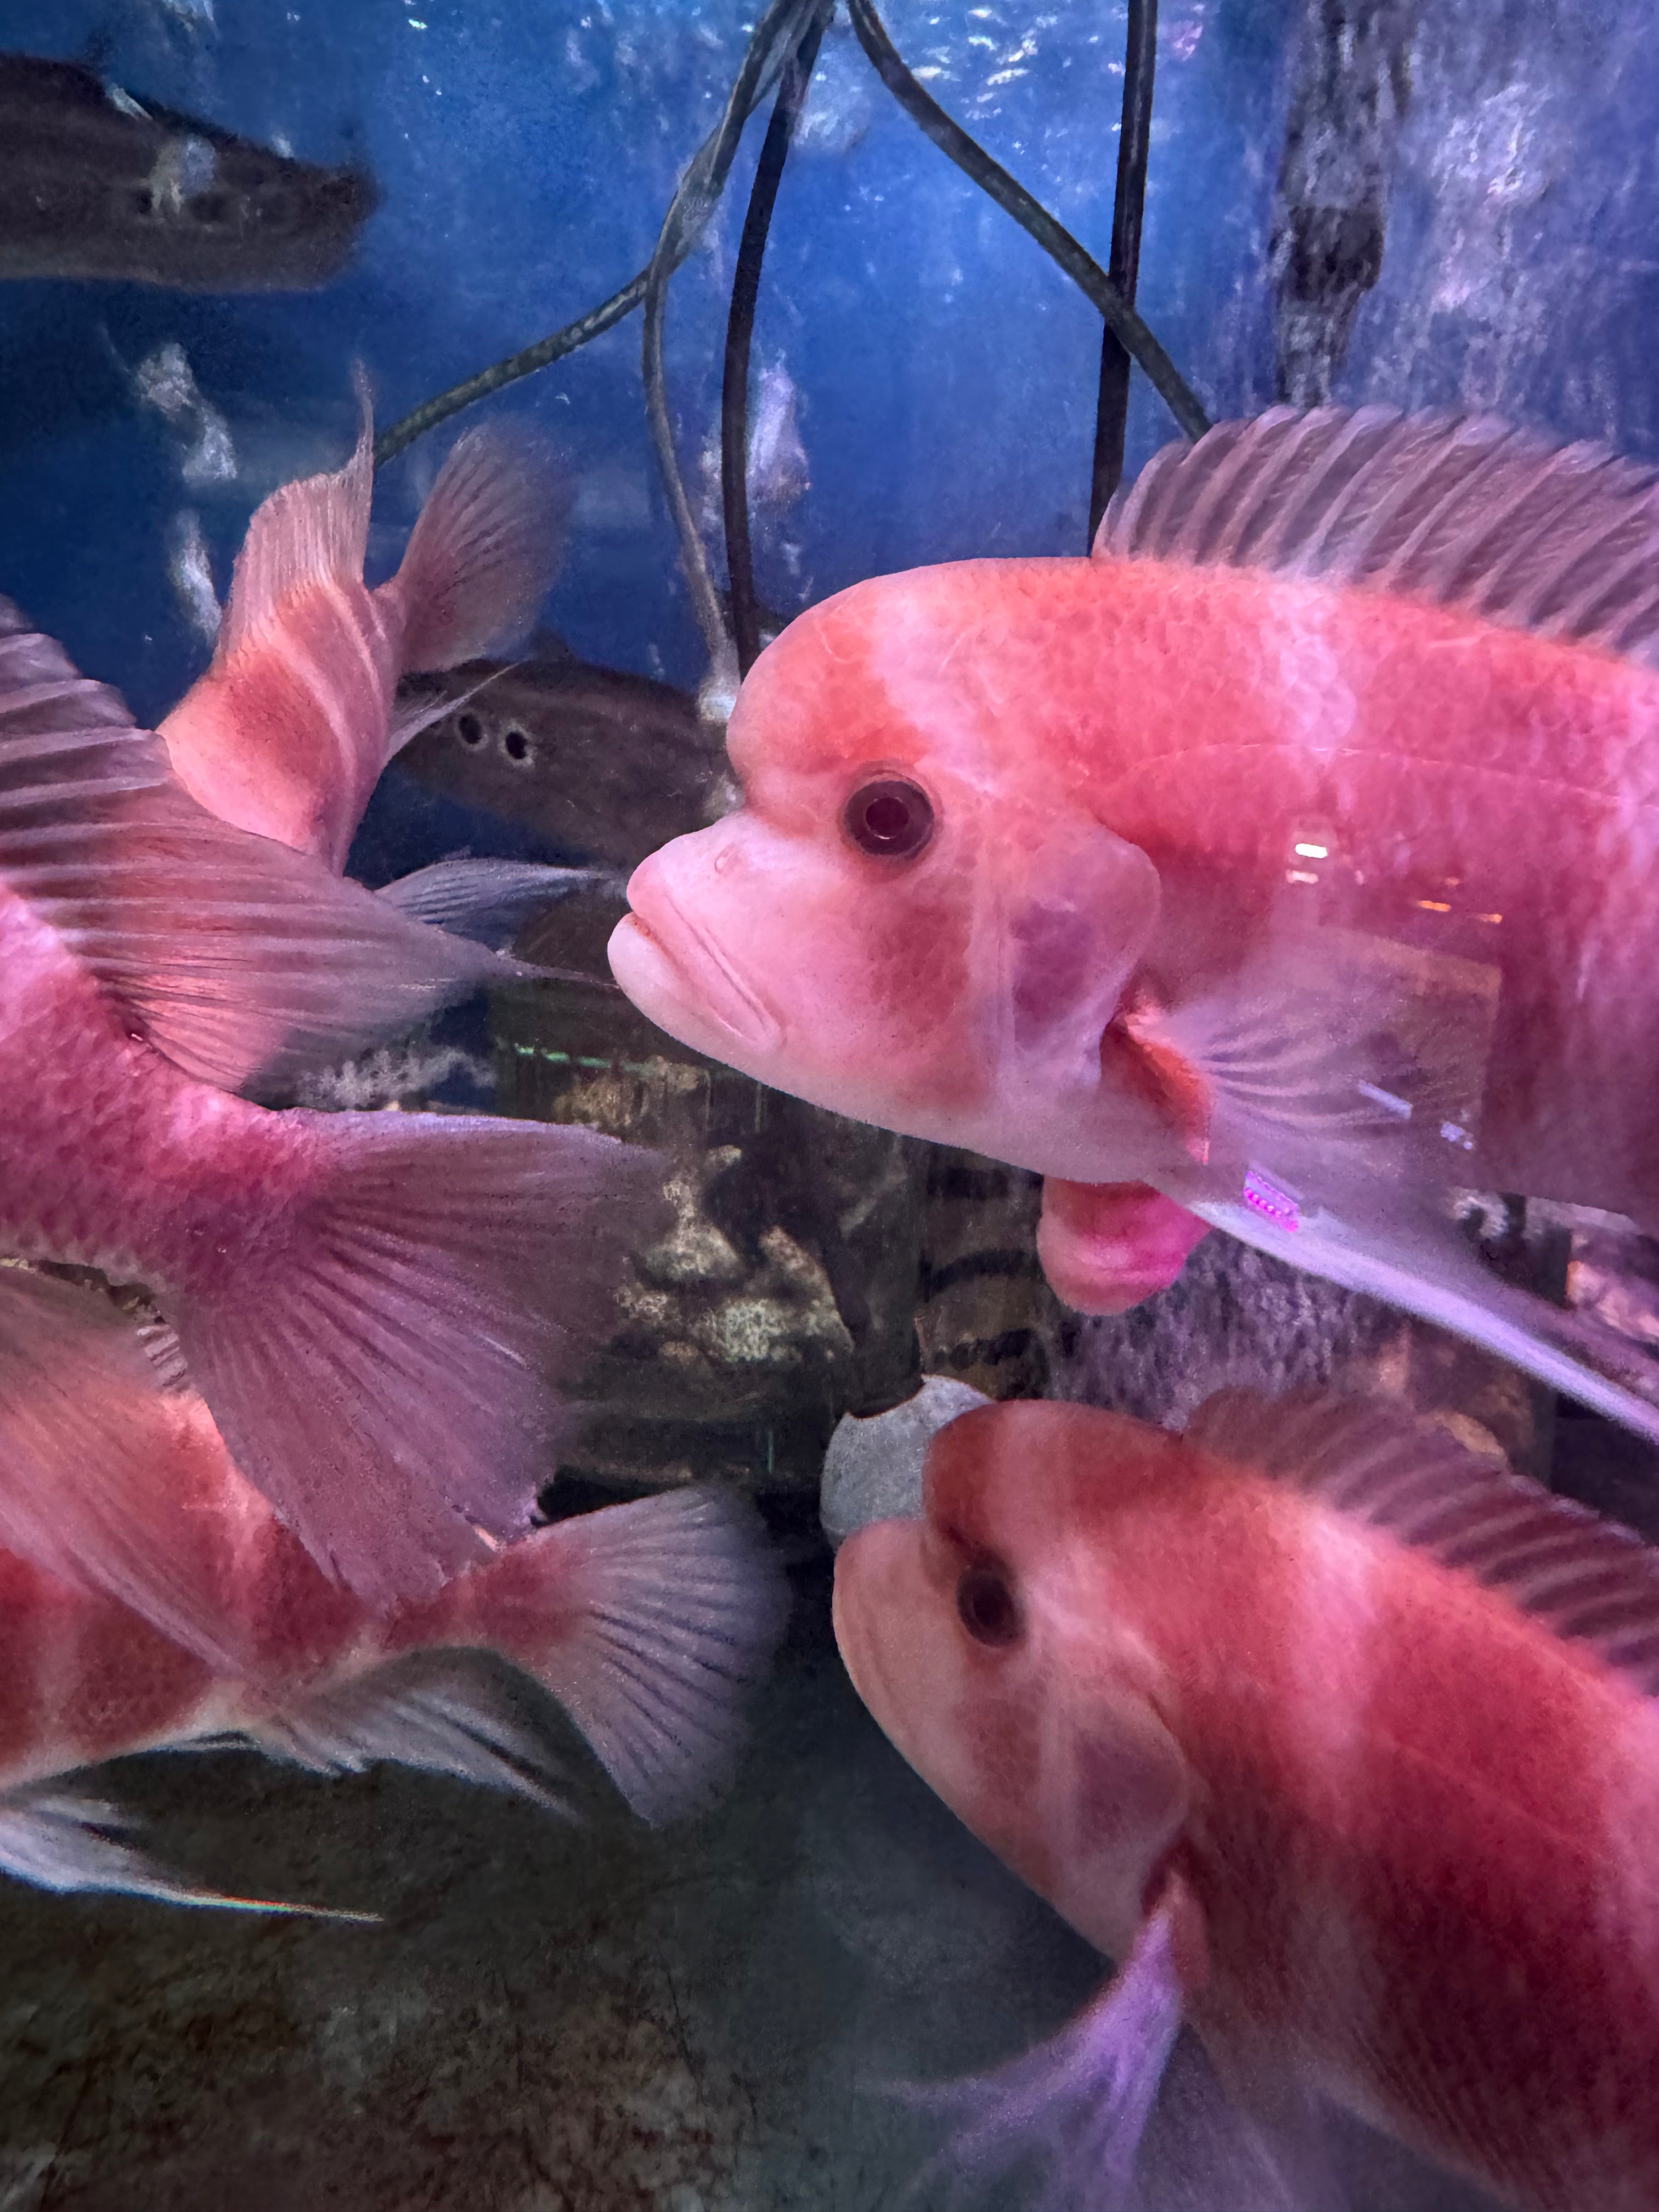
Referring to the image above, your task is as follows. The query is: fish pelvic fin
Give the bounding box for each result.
[383,424,571,676]
[0,1782,376,1920]
[462,1487,792,1825]
[167,1113,667,1612]
[889,1876,1193,2212]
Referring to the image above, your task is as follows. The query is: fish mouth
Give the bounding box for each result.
[611,890,782,1056]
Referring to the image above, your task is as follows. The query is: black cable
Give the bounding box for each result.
[642,0,819,680]
[375,2,804,469]
[1089,0,1158,540]
[844,0,1209,444]
[722,2,831,679]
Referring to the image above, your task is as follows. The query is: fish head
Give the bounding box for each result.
[832,1398,1189,1955]
[608,571,1169,1178]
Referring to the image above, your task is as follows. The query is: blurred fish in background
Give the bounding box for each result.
[0,52,375,291]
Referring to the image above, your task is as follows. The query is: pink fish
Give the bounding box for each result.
[0,1269,785,1912]
[833,1389,1659,2211]
[610,407,1659,1434]
[0,598,659,1658]
[160,397,565,873]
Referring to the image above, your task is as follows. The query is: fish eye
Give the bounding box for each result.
[503,727,532,766]
[843,777,934,860]
[956,1560,1023,1647]
[456,712,485,748]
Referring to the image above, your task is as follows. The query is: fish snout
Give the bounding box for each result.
[611,831,782,1056]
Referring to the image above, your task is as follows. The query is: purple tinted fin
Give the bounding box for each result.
[0,599,527,1094]
[1098,406,1659,669]
[893,1895,1185,2212]
[376,855,613,945]
[0,1267,253,1671]
[215,386,373,659]
[170,1113,667,1609]
[479,1488,792,1825]
[244,1649,582,1818]
[0,1783,376,1919]
[1186,1386,1659,1690]
[387,425,571,673]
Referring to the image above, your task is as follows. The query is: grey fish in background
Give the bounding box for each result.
[0,53,375,290]
[395,646,723,872]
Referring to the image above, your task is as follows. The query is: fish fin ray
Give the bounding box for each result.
[386,426,570,673]
[170,1113,667,1608]
[481,1488,791,1824]
[0,1783,375,1918]
[1187,1385,1659,1689]
[217,387,373,660]
[888,1896,1185,2212]
[246,1648,583,1816]
[0,1267,252,1669]
[1098,406,1659,669]
[377,856,613,945]
[0,600,521,1092]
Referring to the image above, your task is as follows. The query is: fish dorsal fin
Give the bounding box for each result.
[1186,1386,1659,1692]
[1097,406,1659,671]
[217,380,373,661]
[0,599,515,1093]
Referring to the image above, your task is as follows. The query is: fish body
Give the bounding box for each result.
[161,404,566,871]
[0,601,660,1654]
[0,54,374,291]
[0,1287,786,1904]
[833,1391,1659,2211]
[611,409,1659,1430]
[395,650,717,871]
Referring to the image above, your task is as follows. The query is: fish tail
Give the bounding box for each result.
[458,1487,792,1824]
[382,424,571,679]
[166,1110,667,1614]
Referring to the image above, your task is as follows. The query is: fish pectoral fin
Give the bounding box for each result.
[0,1782,375,1920]
[886,1882,1191,2212]
[0,601,526,1096]
[376,856,618,946]
[244,1648,588,1819]
[1146,926,1471,1187]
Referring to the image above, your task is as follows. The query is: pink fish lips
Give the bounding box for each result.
[611,871,782,1057]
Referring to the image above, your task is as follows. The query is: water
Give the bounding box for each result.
[1,1,1656,2205]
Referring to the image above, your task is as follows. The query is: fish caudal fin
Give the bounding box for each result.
[386,425,571,678]
[0,1783,376,1920]
[244,1492,789,1829]
[170,1111,667,1609]
[890,1886,1187,2212]
[466,1487,792,1824]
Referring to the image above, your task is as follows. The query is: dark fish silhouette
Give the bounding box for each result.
[0,53,375,290]
[394,647,723,871]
